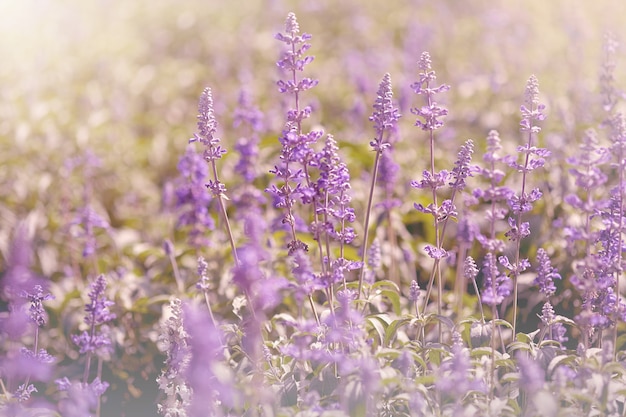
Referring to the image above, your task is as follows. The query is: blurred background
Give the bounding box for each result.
[1,0,625,414]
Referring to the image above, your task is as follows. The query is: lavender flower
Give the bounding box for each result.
[157,298,191,417]
[195,256,211,294]
[518,74,546,134]
[408,280,421,302]
[449,139,476,191]
[20,285,53,328]
[313,134,357,247]
[539,302,568,344]
[290,248,321,304]
[267,12,322,254]
[275,13,318,96]
[174,146,214,248]
[376,150,401,210]
[516,353,545,394]
[55,377,110,417]
[435,336,483,399]
[481,253,512,306]
[600,32,620,113]
[411,52,450,131]
[190,88,226,163]
[505,75,548,335]
[358,73,400,296]
[184,302,237,416]
[534,248,561,298]
[369,73,401,150]
[188,87,239,262]
[70,205,110,258]
[72,274,115,363]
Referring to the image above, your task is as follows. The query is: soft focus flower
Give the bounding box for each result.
[72,274,116,356]
[184,302,236,416]
[408,280,421,302]
[534,248,561,297]
[481,253,512,306]
[55,377,109,417]
[69,205,111,258]
[516,352,544,394]
[20,284,53,327]
[157,298,191,417]
[174,146,214,248]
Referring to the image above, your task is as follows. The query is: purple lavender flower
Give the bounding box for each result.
[505,75,548,334]
[358,73,400,296]
[323,288,366,351]
[275,13,318,95]
[367,238,382,269]
[157,298,191,417]
[411,52,450,131]
[313,134,357,246]
[267,13,323,254]
[518,74,546,134]
[408,280,421,302]
[184,302,237,415]
[232,88,264,189]
[534,248,561,298]
[539,302,568,344]
[376,150,401,210]
[55,377,110,417]
[290,248,322,304]
[174,146,214,248]
[70,205,110,258]
[435,336,483,398]
[449,139,476,191]
[195,256,211,293]
[14,383,37,402]
[481,253,512,306]
[600,32,620,113]
[233,88,265,133]
[464,256,479,282]
[424,245,448,260]
[72,274,115,357]
[516,352,545,394]
[369,73,401,151]
[410,170,451,191]
[190,88,225,160]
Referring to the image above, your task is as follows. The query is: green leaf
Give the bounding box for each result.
[380,289,401,315]
[507,341,532,353]
[384,316,413,347]
[366,314,390,347]
[547,354,577,375]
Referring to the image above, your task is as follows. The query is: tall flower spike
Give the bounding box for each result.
[157,298,191,417]
[411,51,450,131]
[534,248,561,298]
[358,74,400,298]
[507,75,548,336]
[189,87,239,263]
[369,73,401,151]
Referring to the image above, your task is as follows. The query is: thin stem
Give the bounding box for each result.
[358,148,383,298]
[166,244,185,294]
[203,292,223,345]
[613,141,624,359]
[209,158,239,265]
[96,358,103,417]
[511,128,533,337]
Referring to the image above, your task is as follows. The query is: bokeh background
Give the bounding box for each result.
[1,0,625,414]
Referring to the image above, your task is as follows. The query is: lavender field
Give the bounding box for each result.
[2,0,626,416]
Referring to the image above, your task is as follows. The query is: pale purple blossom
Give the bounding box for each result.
[411,52,450,131]
[370,73,401,149]
[534,248,561,297]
